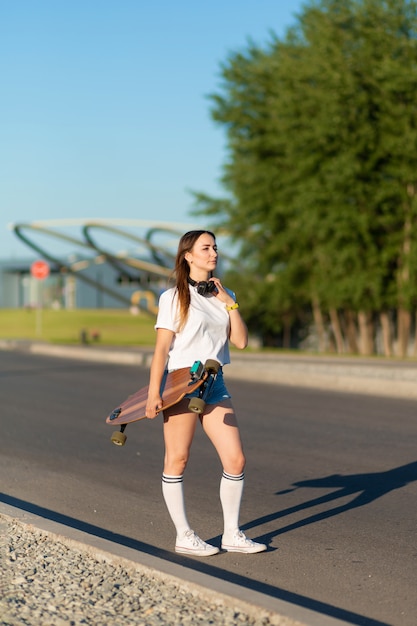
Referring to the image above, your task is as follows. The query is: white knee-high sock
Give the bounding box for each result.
[220,470,245,538]
[162,474,190,538]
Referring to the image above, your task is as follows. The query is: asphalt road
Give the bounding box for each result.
[1,350,416,626]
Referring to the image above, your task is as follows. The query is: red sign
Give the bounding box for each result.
[31,260,50,280]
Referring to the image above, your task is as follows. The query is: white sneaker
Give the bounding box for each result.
[175,530,219,556]
[221,530,267,554]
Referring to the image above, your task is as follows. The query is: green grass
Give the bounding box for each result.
[0,309,157,346]
[2,308,392,359]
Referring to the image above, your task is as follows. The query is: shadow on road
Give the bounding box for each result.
[0,492,390,626]
[241,461,417,543]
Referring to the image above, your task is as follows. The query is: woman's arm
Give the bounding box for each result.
[227,306,248,349]
[210,277,248,350]
[145,328,175,418]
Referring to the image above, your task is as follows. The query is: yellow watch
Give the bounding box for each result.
[226,302,239,311]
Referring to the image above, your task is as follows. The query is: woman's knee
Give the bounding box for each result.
[164,452,190,475]
[224,452,246,476]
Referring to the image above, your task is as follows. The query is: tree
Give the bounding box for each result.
[194,0,417,355]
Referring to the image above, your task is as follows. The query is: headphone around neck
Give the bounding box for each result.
[187,276,217,296]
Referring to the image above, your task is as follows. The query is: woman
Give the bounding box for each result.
[145,230,266,556]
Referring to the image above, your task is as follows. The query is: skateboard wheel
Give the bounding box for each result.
[204,359,220,374]
[111,431,127,446]
[188,397,206,414]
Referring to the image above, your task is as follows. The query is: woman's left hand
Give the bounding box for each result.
[209,277,235,308]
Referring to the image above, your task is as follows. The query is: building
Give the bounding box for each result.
[0,255,168,312]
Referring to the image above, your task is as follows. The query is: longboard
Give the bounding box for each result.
[106,359,220,446]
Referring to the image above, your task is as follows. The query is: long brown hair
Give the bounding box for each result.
[173,230,216,329]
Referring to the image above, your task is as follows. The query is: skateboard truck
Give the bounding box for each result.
[187,359,220,414]
[109,408,128,445]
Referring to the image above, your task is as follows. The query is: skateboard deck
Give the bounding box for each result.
[106,359,220,446]
[106,362,207,427]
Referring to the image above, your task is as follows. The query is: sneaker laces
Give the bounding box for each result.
[235,530,255,545]
[184,530,206,548]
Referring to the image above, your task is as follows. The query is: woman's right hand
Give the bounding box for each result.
[146,392,163,419]
[146,328,174,419]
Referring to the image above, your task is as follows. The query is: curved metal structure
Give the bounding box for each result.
[11,219,199,313]
[81,223,172,279]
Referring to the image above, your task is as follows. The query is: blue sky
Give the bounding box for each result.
[1,0,306,260]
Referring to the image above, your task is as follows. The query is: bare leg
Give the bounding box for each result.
[199,400,245,475]
[161,400,219,556]
[201,401,267,553]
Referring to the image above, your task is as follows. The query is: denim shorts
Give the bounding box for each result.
[184,367,231,405]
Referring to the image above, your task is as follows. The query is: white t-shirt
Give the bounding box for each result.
[155,285,234,370]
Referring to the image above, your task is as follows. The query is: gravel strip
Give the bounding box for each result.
[0,516,304,626]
